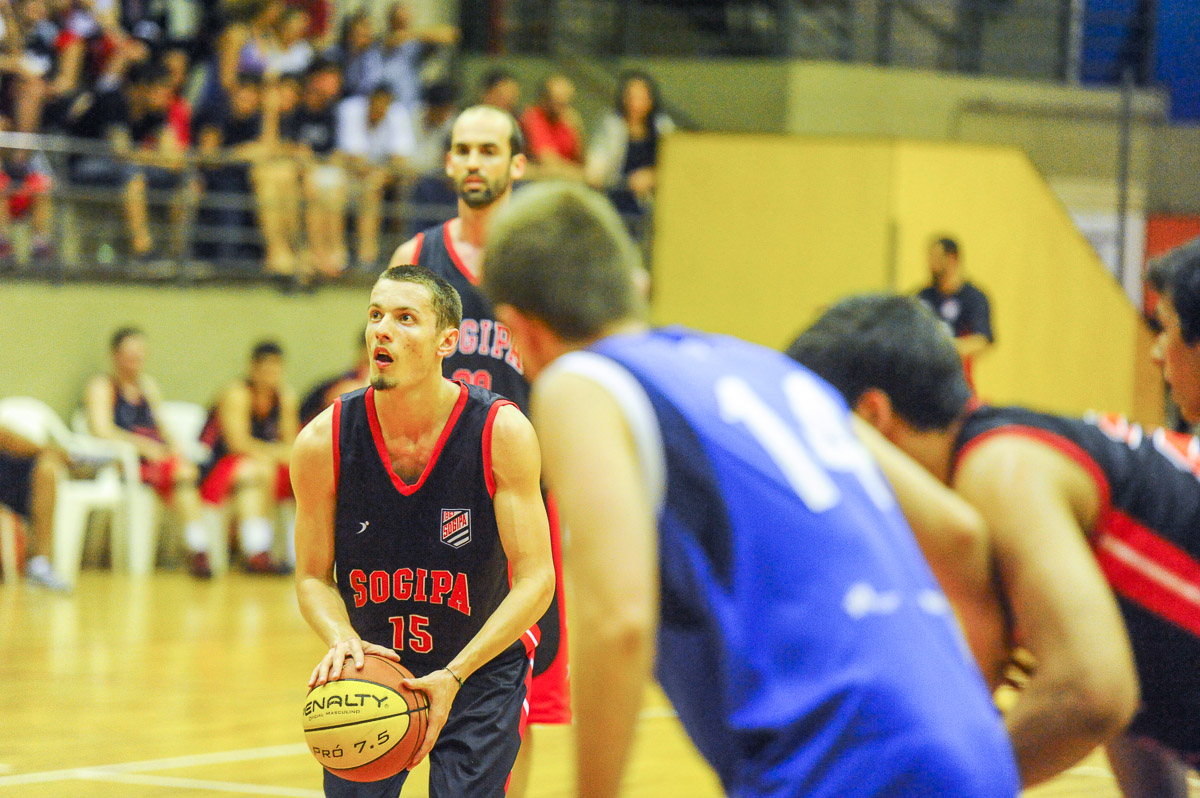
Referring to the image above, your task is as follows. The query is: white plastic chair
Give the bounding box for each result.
[156,400,232,574]
[0,397,137,587]
[0,507,20,583]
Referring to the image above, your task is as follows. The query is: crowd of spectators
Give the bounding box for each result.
[0,0,673,279]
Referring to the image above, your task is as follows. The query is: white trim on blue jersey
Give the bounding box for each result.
[541,350,666,514]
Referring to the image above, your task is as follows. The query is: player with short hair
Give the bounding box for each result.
[293,264,555,797]
[389,103,570,797]
[481,182,1020,798]
[788,293,1200,794]
[1147,238,1200,426]
[199,340,298,573]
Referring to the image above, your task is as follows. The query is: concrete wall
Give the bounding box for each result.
[0,281,368,420]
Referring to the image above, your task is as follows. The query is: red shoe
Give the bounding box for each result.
[245,551,289,575]
[189,552,212,579]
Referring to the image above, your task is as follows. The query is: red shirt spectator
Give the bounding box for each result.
[521,103,582,164]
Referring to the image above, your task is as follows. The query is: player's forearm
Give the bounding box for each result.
[1006,667,1135,785]
[444,570,553,680]
[296,575,359,647]
[574,609,654,798]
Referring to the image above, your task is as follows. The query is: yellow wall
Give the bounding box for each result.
[652,134,895,351]
[0,281,370,419]
[653,133,1153,419]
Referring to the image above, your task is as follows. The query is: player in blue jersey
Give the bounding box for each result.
[292,265,555,796]
[479,182,1020,798]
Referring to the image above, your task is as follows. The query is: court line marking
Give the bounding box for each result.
[74,770,324,797]
[0,743,310,786]
[104,743,311,773]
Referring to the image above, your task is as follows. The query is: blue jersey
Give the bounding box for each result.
[560,328,1018,798]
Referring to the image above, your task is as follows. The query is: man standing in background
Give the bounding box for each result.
[917,236,994,388]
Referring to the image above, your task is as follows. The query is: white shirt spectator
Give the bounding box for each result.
[336,96,415,165]
[269,41,315,79]
[410,104,455,174]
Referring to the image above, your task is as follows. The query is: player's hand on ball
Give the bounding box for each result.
[401,668,462,769]
[309,638,401,687]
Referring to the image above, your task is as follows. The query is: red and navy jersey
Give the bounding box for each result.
[112,378,163,442]
[331,382,535,677]
[198,384,282,474]
[411,222,530,410]
[954,405,1200,756]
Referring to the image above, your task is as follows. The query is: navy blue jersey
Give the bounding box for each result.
[956,406,1200,756]
[412,222,530,410]
[331,382,533,677]
[112,378,163,442]
[199,383,281,476]
[554,327,1019,798]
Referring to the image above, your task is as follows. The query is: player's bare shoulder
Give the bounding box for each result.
[292,403,336,487]
[389,236,421,269]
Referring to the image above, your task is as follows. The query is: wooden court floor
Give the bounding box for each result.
[0,572,1196,797]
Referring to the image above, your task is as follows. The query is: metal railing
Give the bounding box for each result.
[491,0,1157,88]
[0,132,655,286]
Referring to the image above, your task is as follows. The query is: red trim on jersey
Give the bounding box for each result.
[364,383,468,496]
[482,399,517,497]
[444,220,479,285]
[953,424,1113,514]
[331,397,342,491]
[410,231,425,263]
[1095,510,1200,637]
[526,490,571,724]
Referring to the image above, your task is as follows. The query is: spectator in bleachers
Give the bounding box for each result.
[196,70,299,273]
[0,423,70,590]
[521,73,584,180]
[284,0,330,46]
[13,0,88,132]
[325,9,378,98]
[198,340,297,574]
[586,70,675,215]
[0,129,53,263]
[281,57,345,276]
[83,326,214,578]
[336,82,413,268]
[478,66,519,115]
[378,0,457,113]
[267,5,312,78]
[194,0,283,123]
[410,79,456,175]
[405,80,458,238]
[66,60,195,260]
[162,47,192,145]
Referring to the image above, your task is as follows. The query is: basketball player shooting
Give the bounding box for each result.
[292,265,554,797]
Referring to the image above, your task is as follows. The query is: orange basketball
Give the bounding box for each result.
[302,654,429,782]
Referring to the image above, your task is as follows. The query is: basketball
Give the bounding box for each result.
[302,655,429,782]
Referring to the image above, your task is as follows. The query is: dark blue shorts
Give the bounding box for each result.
[0,452,35,518]
[323,648,530,798]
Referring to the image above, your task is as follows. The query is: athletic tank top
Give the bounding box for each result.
[955,405,1200,754]
[331,382,534,677]
[558,327,1019,797]
[412,222,530,410]
[199,383,281,467]
[112,378,163,442]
